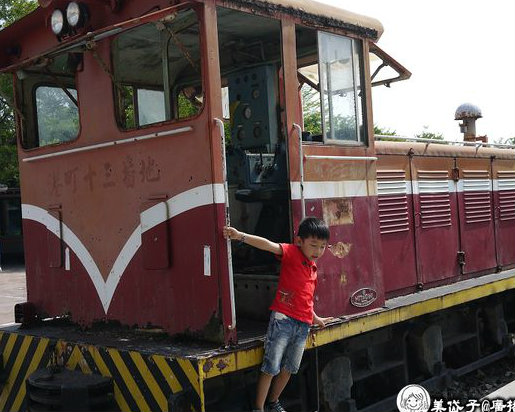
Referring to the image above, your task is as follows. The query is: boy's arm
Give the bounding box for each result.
[223,226,282,255]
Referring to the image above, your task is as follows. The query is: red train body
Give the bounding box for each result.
[0,2,514,410]
[0,0,512,346]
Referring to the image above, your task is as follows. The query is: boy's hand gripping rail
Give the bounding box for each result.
[214,118,236,331]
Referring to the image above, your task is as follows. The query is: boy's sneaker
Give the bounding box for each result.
[265,400,286,412]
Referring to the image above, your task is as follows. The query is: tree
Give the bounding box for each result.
[415,126,444,140]
[0,0,38,187]
[0,0,37,28]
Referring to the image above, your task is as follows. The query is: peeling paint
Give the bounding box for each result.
[323,199,354,225]
[329,242,352,259]
[216,358,229,372]
[203,360,213,374]
[340,271,347,285]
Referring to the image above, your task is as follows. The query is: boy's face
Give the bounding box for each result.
[298,236,327,261]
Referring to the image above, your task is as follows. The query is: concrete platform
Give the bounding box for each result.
[0,259,26,325]
[485,380,515,399]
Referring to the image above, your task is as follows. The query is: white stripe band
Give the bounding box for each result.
[290,180,375,200]
[22,183,225,313]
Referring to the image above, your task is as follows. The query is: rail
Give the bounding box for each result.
[304,155,378,161]
[293,123,306,219]
[215,118,236,331]
[22,126,193,162]
[375,134,515,149]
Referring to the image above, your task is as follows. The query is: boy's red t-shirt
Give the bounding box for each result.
[269,243,317,324]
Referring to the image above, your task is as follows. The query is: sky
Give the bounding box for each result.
[318,0,515,142]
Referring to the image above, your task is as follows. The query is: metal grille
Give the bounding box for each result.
[377,170,409,234]
[463,170,492,224]
[418,170,452,229]
[498,171,515,221]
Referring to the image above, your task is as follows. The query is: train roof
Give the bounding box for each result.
[0,0,383,71]
[376,140,515,160]
[222,0,384,39]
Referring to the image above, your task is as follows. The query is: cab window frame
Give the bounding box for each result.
[16,55,82,151]
[111,5,205,132]
[296,26,369,147]
[33,81,80,148]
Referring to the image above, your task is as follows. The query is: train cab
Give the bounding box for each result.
[0,0,404,344]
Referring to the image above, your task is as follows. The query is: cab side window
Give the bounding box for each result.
[36,86,78,146]
[296,27,367,145]
[16,53,81,149]
[112,8,203,130]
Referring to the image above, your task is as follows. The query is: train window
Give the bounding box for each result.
[296,27,367,145]
[112,8,203,130]
[35,86,79,146]
[16,52,81,149]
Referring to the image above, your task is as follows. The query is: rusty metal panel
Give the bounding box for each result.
[493,159,515,267]
[411,157,460,286]
[456,158,496,275]
[376,154,418,297]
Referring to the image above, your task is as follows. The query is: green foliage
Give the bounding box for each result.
[0,0,37,28]
[0,0,37,187]
[301,83,321,135]
[415,127,444,140]
[374,125,397,136]
[0,144,18,186]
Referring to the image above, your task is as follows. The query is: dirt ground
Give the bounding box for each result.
[0,257,26,325]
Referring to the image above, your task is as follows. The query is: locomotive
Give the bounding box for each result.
[0,0,514,411]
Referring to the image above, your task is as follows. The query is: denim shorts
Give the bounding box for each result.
[261,311,310,376]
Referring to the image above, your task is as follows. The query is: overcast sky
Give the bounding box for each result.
[318,0,515,142]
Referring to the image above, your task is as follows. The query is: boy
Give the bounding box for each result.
[223,217,333,412]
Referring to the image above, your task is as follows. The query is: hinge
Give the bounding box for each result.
[452,167,460,182]
[457,251,466,267]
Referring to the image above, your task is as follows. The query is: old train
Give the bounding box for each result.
[0,0,514,411]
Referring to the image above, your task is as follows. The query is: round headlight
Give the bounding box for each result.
[50,9,64,35]
[66,2,81,27]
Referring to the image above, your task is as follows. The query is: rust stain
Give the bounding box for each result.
[322,199,354,225]
[203,360,213,374]
[216,358,229,372]
[329,242,352,259]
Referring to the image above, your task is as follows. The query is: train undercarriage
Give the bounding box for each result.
[2,268,515,412]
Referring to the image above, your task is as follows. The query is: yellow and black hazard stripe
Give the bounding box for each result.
[0,331,52,412]
[0,331,204,412]
[55,341,203,412]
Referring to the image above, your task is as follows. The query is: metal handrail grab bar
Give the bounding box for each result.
[293,123,306,220]
[214,118,236,331]
[375,134,515,149]
[304,155,378,161]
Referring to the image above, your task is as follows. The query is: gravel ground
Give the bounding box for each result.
[431,356,515,402]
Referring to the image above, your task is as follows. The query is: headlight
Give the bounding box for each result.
[66,2,81,27]
[50,9,64,35]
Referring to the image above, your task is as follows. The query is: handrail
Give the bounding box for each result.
[375,135,515,149]
[293,123,305,220]
[214,118,236,332]
[22,126,193,162]
[304,155,378,161]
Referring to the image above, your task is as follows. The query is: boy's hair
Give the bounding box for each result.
[297,217,330,240]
